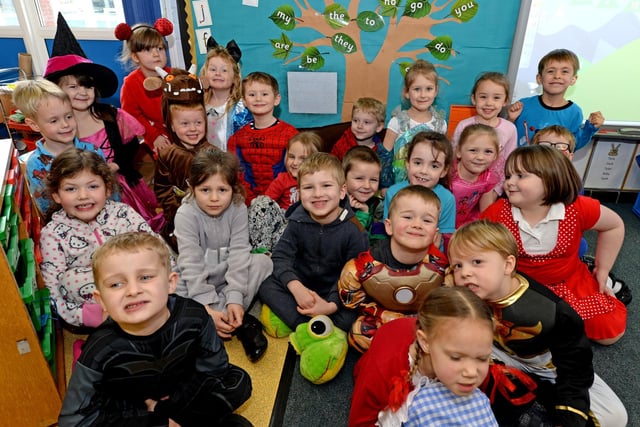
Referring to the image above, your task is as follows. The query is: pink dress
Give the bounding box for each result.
[450,159,499,228]
[482,197,626,341]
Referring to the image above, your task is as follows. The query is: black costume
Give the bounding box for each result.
[59,295,251,426]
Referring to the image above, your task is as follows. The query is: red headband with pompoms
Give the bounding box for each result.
[114,18,173,41]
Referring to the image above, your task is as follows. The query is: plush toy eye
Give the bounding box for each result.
[307,315,334,338]
[166,75,175,82]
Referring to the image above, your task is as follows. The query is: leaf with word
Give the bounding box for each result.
[300,47,325,70]
[270,33,293,60]
[450,0,479,22]
[398,61,414,77]
[426,36,453,60]
[323,3,350,29]
[269,5,296,31]
[403,0,431,19]
[331,33,358,54]
[379,0,400,18]
[356,11,385,32]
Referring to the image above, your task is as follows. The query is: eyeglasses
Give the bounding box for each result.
[537,141,571,152]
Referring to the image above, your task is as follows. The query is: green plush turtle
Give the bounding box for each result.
[289,315,348,384]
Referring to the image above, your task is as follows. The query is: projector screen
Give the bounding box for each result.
[507,0,640,127]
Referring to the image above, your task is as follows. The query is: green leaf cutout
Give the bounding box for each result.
[426,35,453,60]
[269,5,296,31]
[270,33,293,60]
[331,33,358,54]
[356,11,385,32]
[403,1,431,18]
[323,3,350,29]
[398,61,414,77]
[300,47,325,70]
[450,0,479,22]
[379,0,400,18]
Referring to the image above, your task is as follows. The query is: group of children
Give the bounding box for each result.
[9,14,629,426]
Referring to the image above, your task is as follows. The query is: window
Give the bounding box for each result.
[0,0,18,26]
[35,0,124,29]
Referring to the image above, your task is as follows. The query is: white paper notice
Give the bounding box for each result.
[287,72,337,114]
[242,0,259,6]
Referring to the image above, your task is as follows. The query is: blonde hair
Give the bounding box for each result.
[352,97,386,124]
[531,125,576,153]
[458,123,499,153]
[92,232,171,288]
[403,60,438,94]
[448,220,518,273]
[387,184,440,218]
[12,78,70,119]
[538,49,580,75]
[201,47,242,115]
[297,152,345,187]
[289,131,322,154]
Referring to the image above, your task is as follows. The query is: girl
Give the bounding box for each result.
[45,55,165,232]
[115,18,173,154]
[382,60,447,183]
[349,286,497,427]
[343,146,383,235]
[154,68,210,250]
[201,41,252,151]
[450,124,500,228]
[452,72,518,195]
[383,131,455,250]
[248,131,322,251]
[448,220,628,427]
[482,145,627,345]
[174,148,273,362]
[39,149,157,331]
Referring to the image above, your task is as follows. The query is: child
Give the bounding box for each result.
[59,232,252,426]
[201,39,252,150]
[382,60,447,183]
[39,149,157,330]
[339,185,447,352]
[448,220,628,427]
[383,131,455,251]
[228,71,298,203]
[154,68,210,250]
[481,145,627,345]
[248,131,322,252]
[43,30,164,231]
[331,97,393,189]
[452,72,517,196]
[450,124,500,228]
[531,124,576,159]
[349,286,497,427]
[116,18,174,153]
[508,48,605,150]
[174,148,273,362]
[13,78,104,214]
[343,146,383,234]
[258,153,369,336]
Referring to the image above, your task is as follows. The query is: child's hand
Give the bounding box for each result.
[297,291,337,317]
[507,101,523,121]
[145,398,157,412]
[348,194,368,212]
[205,306,235,338]
[226,303,245,329]
[107,162,120,173]
[433,230,442,249]
[153,135,171,153]
[592,266,615,297]
[288,280,316,310]
[588,111,605,128]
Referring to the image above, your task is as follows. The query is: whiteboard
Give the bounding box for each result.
[507,0,640,126]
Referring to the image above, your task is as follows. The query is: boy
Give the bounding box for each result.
[59,232,252,427]
[13,78,103,214]
[331,97,393,189]
[258,152,369,336]
[227,71,298,203]
[508,49,604,150]
[338,185,447,352]
[448,220,627,427]
[531,124,576,160]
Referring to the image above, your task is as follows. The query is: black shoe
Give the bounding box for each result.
[236,314,268,362]
[610,273,632,306]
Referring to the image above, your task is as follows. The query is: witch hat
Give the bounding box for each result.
[43,12,119,98]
